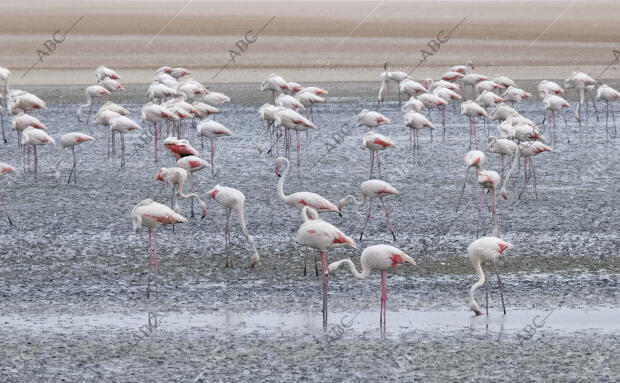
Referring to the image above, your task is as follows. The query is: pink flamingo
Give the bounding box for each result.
[110,116,141,168]
[468,236,513,316]
[433,86,462,136]
[196,120,232,174]
[487,136,517,178]
[456,150,500,237]
[142,102,174,163]
[460,101,488,149]
[418,93,447,141]
[261,74,289,103]
[275,156,340,215]
[501,141,552,200]
[11,112,46,147]
[77,85,111,122]
[338,179,399,240]
[0,162,16,225]
[273,108,316,165]
[163,137,198,160]
[596,84,620,137]
[22,127,54,180]
[356,109,390,130]
[7,90,46,115]
[564,71,597,127]
[403,111,434,163]
[542,92,571,144]
[295,90,325,121]
[176,155,210,217]
[156,66,191,79]
[329,244,415,331]
[379,62,410,103]
[362,131,395,179]
[298,206,356,328]
[154,167,207,218]
[207,184,260,268]
[55,133,94,184]
[95,66,121,81]
[132,199,188,298]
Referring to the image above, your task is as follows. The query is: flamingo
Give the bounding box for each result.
[163,137,198,160]
[487,136,517,178]
[156,66,191,79]
[261,74,289,103]
[356,109,390,130]
[441,71,464,82]
[399,79,428,100]
[77,85,111,122]
[433,86,462,135]
[109,116,141,168]
[596,84,620,137]
[417,93,447,141]
[177,155,210,217]
[537,80,564,98]
[0,162,16,225]
[207,184,260,268]
[196,120,232,174]
[201,92,231,107]
[403,111,434,163]
[362,130,395,179]
[295,89,325,121]
[329,244,415,331]
[401,97,425,114]
[273,108,316,165]
[154,167,207,218]
[11,112,46,146]
[275,93,303,110]
[274,156,340,215]
[456,150,500,237]
[141,102,174,162]
[95,66,121,81]
[132,199,188,298]
[92,108,121,157]
[0,66,10,97]
[492,76,517,90]
[501,141,552,200]
[475,80,501,96]
[338,179,399,240]
[22,127,55,179]
[147,82,177,103]
[379,62,409,103]
[55,133,94,184]
[542,92,570,144]
[476,90,503,133]
[564,71,597,126]
[98,77,125,93]
[489,103,518,123]
[259,103,279,154]
[501,86,531,104]
[461,62,488,100]
[428,80,460,93]
[460,101,488,149]
[297,206,356,328]
[0,103,5,143]
[287,82,303,93]
[468,236,513,316]
[7,90,46,114]
[177,79,209,100]
[450,60,473,74]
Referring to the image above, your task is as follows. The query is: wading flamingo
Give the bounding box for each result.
[55,133,94,184]
[177,155,210,217]
[468,236,513,316]
[460,101,488,149]
[403,111,434,164]
[22,127,54,180]
[196,120,232,174]
[596,84,620,137]
[362,130,396,179]
[329,244,415,331]
[338,179,399,240]
[298,206,356,328]
[0,162,16,225]
[207,184,260,268]
[356,109,390,130]
[154,167,207,219]
[261,74,289,103]
[132,199,188,298]
[77,85,111,122]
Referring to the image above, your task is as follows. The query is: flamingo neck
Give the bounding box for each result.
[336,259,371,279]
[469,259,485,314]
[277,161,290,202]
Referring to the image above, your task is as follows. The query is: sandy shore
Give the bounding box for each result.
[2,1,619,85]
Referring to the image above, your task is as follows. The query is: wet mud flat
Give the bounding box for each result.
[0,88,619,381]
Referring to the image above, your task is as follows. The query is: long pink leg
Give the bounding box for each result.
[154,230,158,298]
[296,130,301,167]
[456,167,470,212]
[210,138,215,175]
[379,197,396,241]
[321,250,328,328]
[225,208,231,267]
[380,271,387,332]
[477,187,484,238]
[442,107,446,141]
[531,158,538,199]
[493,261,506,314]
[377,152,382,179]
[147,230,152,298]
[154,122,158,163]
[360,199,373,240]
[121,133,126,168]
[369,151,374,178]
[485,266,489,316]
[491,188,498,237]
[190,173,195,218]
[34,146,37,180]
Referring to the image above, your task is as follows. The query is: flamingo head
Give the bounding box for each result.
[274,157,288,177]
[154,168,165,182]
[199,201,207,219]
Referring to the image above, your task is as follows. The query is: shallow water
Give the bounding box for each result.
[0,84,619,382]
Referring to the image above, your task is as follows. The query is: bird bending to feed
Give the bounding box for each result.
[55,133,94,184]
[77,85,111,122]
[403,111,434,163]
[338,179,399,241]
[456,150,500,237]
[109,116,141,168]
[501,142,552,200]
[261,74,289,103]
[297,206,356,328]
[207,184,260,269]
[361,130,395,179]
[275,156,340,215]
[329,244,415,331]
[176,155,210,217]
[487,136,517,178]
[163,137,199,160]
[0,162,17,225]
[155,167,207,218]
[132,199,188,298]
[460,100,488,149]
[196,120,232,174]
[596,84,620,137]
[356,109,390,130]
[468,236,513,316]
[22,127,55,180]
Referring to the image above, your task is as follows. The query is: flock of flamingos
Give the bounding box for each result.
[0,61,618,330]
